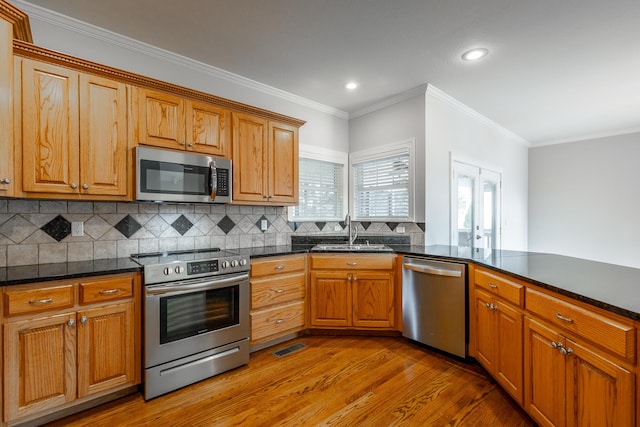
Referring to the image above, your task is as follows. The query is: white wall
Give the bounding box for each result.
[425,86,529,250]
[529,132,640,268]
[17,1,349,153]
[349,92,426,222]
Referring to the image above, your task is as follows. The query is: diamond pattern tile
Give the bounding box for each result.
[40,215,72,242]
[361,222,371,231]
[256,215,271,232]
[171,215,193,236]
[416,222,426,232]
[217,215,236,234]
[114,215,142,238]
[287,221,299,232]
[315,222,326,231]
[385,222,399,232]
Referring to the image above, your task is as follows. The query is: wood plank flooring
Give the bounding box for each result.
[46,336,535,426]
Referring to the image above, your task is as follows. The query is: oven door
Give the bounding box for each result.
[144,272,249,368]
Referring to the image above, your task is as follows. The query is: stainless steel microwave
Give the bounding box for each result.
[135,146,232,203]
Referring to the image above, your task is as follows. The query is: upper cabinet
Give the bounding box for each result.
[232,112,299,205]
[17,58,129,199]
[0,11,13,196]
[135,87,230,157]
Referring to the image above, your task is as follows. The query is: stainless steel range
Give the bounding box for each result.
[131,249,250,400]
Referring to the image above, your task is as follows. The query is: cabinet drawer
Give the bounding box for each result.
[475,268,524,306]
[80,277,134,304]
[250,301,305,342]
[251,254,305,277]
[4,284,75,316]
[251,272,305,310]
[310,254,395,270]
[526,288,636,361]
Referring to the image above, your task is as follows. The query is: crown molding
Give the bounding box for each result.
[350,84,428,119]
[11,0,348,120]
[530,126,640,147]
[0,0,32,41]
[426,84,530,147]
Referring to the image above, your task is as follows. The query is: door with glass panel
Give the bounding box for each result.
[451,161,501,250]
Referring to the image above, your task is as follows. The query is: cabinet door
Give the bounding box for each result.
[474,289,496,372]
[21,59,80,194]
[186,100,229,156]
[4,312,77,422]
[79,74,128,196]
[494,298,523,404]
[351,271,394,328]
[267,121,298,204]
[77,301,135,398]
[524,317,566,427]
[0,19,12,195]
[232,112,268,202]
[565,339,635,427]
[136,88,185,149]
[309,271,351,327]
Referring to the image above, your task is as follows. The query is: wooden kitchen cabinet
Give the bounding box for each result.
[232,112,298,205]
[17,58,128,199]
[135,87,229,156]
[0,14,13,196]
[309,254,397,330]
[249,254,306,349]
[2,273,140,425]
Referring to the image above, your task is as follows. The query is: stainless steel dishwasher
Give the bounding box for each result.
[402,257,467,358]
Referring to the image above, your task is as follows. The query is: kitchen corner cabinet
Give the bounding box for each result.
[309,254,397,330]
[2,273,140,424]
[249,254,306,349]
[0,15,13,196]
[232,112,299,205]
[135,87,230,156]
[17,58,129,199]
[473,268,525,404]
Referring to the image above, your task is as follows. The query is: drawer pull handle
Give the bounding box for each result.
[29,298,53,305]
[488,283,498,289]
[274,265,285,270]
[346,262,358,266]
[555,313,573,323]
[274,289,285,293]
[99,289,119,295]
[275,319,285,324]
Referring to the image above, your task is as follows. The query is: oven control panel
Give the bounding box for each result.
[143,256,250,285]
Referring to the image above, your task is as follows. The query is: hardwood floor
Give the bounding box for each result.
[47,336,535,426]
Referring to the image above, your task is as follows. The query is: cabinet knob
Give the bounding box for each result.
[275,319,284,324]
[274,289,285,293]
[551,341,558,349]
[180,141,186,146]
[68,319,75,327]
[0,178,10,184]
[80,315,88,324]
[71,183,78,189]
[82,184,89,190]
[188,142,193,147]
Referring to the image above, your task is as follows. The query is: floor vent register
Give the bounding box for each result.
[272,342,306,358]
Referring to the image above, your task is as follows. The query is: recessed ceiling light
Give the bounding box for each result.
[461,48,489,61]
[345,82,358,90]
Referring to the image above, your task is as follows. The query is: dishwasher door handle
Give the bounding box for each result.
[403,263,462,278]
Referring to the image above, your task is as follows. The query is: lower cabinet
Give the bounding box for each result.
[309,254,397,330]
[2,273,140,424]
[524,317,635,427]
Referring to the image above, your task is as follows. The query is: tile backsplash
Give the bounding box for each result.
[0,199,425,267]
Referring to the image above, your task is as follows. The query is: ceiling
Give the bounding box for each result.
[15,0,640,145]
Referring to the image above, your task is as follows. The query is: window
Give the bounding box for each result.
[289,147,347,221]
[350,140,415,221]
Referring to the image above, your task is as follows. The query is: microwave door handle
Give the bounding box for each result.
[209,161,218,201]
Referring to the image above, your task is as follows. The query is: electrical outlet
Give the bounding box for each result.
[334,225,342,231]
[71,221,84,237]
[260,219,268,231]
[396,226,405,234]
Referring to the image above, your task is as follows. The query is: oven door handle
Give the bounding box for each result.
[146,273,249,296]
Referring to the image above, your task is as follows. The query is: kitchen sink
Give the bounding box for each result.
[311,243,393,252]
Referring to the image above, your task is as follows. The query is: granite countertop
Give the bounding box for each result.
[2,244,639,322]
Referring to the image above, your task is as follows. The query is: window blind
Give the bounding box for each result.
[353,154,409,219]
[291,158,343,221]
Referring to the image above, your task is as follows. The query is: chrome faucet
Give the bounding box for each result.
[345,213,358,245]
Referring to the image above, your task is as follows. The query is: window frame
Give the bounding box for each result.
[349,139,416,222]
[287,145,348,222]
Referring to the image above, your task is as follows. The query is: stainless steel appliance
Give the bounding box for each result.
[131,249,250,400]
[135,146,232,203]
[402,257,467,358]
